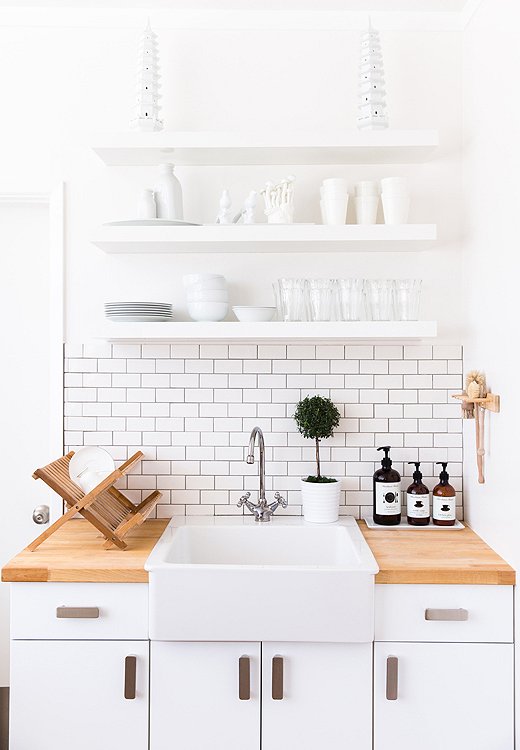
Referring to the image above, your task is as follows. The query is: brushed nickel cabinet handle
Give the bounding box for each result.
[56,606,100,619]
[124,656,137,700]
[238,656,251,700]
[386,656,398,701]
[425,608,469,621]
[272,656,284,700]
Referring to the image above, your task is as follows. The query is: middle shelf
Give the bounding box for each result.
[91,223,437,254]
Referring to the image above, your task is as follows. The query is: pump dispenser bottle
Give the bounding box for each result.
[406,461,430,526]
[432,462,456,526]
[373,446,402,525]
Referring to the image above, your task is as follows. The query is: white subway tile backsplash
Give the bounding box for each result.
[65,346,464,518]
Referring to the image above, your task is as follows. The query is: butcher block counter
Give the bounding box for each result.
[1,518,515,585]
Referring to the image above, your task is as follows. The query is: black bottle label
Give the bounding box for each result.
[407,492,430,519]
[433,495,456,520]
[375,482,401,516]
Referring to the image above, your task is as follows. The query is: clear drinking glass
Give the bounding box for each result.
[307,279,337,321]
[276,278,308,321]
[394,279,422,321]
[337,279,364,321]
[365,279,395,321]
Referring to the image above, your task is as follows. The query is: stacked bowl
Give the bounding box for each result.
[381,177,410,224]
[183,274,229,321]
[320,178,349,225]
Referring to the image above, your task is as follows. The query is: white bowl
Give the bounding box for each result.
[183,273,225,287]
[186,289,229,302]
[232,306,276,322]
[188,301,229,322]
[185,279,228,293]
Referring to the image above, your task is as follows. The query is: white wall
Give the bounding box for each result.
[0,9,464,342]
[462,1,519,741]
[462,0,518,573]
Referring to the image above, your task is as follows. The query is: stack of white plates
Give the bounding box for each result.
[105,302,174,322]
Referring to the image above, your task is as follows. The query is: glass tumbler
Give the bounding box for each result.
[337,279,364,321]
[394,279,422,321]
[307,279,337,321]
[276,278,308,321]
[365,279,395,321]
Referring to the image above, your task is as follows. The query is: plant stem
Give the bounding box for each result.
[315,437,321,479]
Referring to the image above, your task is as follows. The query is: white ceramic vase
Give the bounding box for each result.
[300,478,341,523]
[155,163,183,221]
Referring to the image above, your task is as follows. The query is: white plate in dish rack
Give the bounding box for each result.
[362,511,464,530]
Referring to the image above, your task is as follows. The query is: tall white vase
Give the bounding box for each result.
[300,479,341,523]
[155,163,183,221]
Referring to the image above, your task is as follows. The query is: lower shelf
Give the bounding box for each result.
[97,321,437,342]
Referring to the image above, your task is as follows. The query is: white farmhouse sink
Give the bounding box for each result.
[145,516,378,643]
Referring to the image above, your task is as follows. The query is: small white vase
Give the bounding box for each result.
[300,478,341,523]
[155,163,184,221]
[137,189,157,219]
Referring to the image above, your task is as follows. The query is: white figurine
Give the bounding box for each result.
[216,189,233,224]
[240,191,258,224]
[262,176,295,224]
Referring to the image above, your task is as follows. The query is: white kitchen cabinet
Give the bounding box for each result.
[262,642,372,750]
[10,639,149,750]
[150,641,371,750]
[151,641,261,750]
[374,642,514,750]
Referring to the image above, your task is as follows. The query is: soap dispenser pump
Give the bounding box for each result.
[406,461,430,526]
[432,462,456,526]
[373,446,402,525]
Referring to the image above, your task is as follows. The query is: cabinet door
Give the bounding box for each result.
[150,641,260,750]
[10,640,149,750]
[262,642,372,750]
[374,642,514,750]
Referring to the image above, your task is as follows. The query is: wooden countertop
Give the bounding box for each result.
[1,518,515,585]
[359,521,515,585]
[1,520,169,583]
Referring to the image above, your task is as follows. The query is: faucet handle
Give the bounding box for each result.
[273,492,288,509]
[237,492,251,508]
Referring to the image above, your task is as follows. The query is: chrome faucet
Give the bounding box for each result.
[237,426,288,522]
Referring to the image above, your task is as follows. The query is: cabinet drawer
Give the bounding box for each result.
[375,584,513,643]
[11,583,148,640]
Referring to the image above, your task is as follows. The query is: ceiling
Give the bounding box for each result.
[0,0,472,10]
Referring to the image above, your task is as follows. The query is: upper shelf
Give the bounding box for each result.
[92,131,439,167]
[92,224,437,254]
[97,321,437,342]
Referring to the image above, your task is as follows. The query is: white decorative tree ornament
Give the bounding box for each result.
[131,19,163,132]
[357,19,388,130]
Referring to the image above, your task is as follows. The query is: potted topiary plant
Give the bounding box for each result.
[293,394,342,523]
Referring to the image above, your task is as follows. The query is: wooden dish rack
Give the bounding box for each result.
[29,451,161,551]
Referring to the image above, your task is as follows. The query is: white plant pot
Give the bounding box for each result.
[300,478,341,523]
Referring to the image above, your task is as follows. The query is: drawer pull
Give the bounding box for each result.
[272,656,284,700]
[386,656,398,701]
[238,656,250,700]
[425,608,468,622]
[56,606,100,619]
[124,656,137,700]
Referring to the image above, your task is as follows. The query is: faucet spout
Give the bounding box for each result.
[247,426,265,500]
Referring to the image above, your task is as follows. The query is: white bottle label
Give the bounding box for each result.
[375,482,401,516]
[433,495,456,521]
[407,492,430,519]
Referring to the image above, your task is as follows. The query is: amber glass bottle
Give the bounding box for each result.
[432,461,456,526]
[373,446,401,526]
[406,461,430,526]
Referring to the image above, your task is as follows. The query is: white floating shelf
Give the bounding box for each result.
[92,224,437,254]
[98,321,437,342]
[92,131,439,167]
